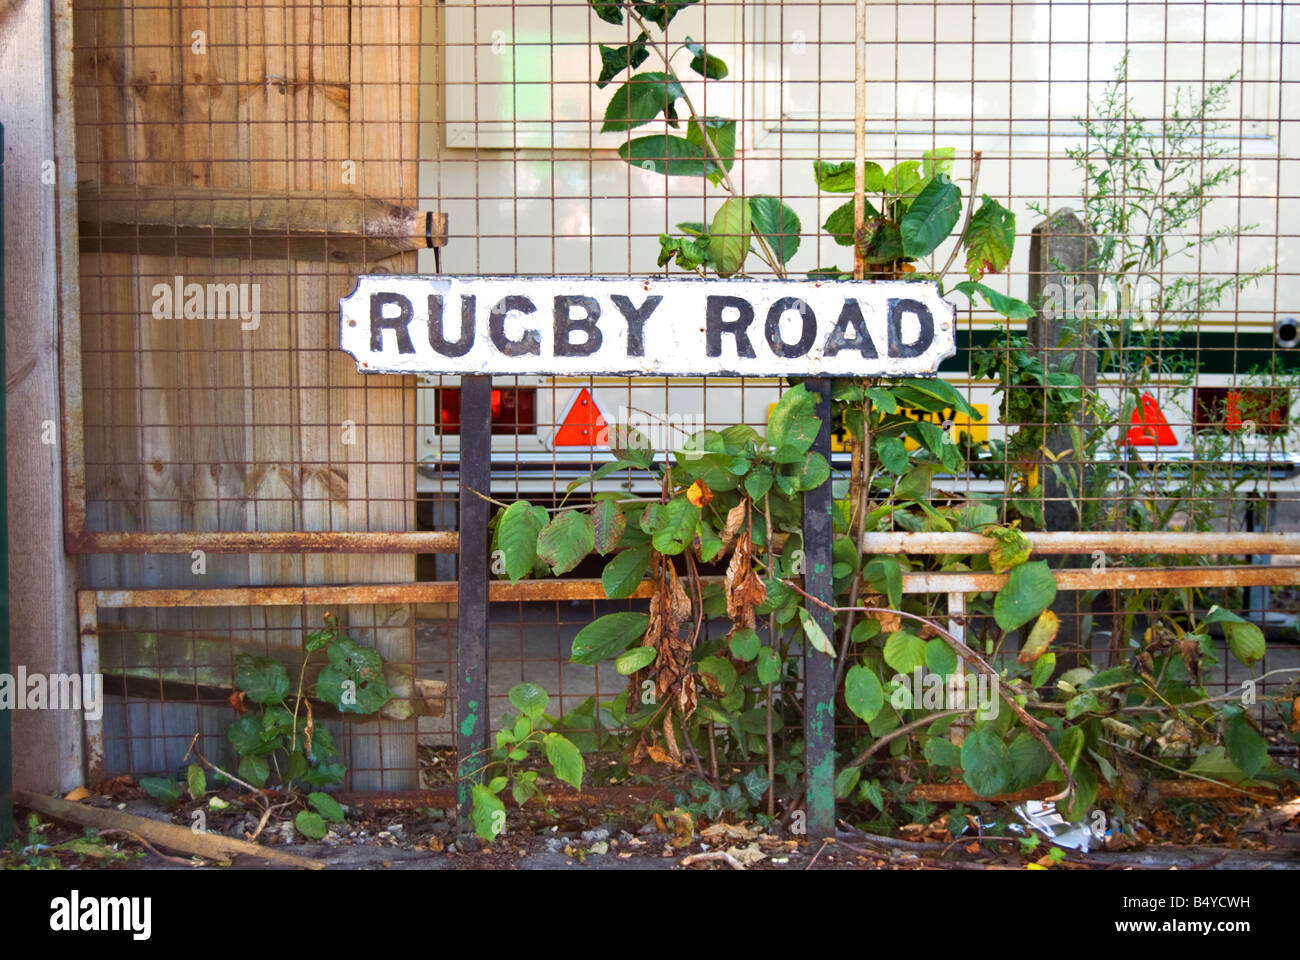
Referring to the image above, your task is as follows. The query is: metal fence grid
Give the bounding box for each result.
[65,0,1300,798]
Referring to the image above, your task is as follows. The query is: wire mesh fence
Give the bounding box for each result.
[66,0,1300,803]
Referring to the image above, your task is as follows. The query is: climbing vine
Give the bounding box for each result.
[456,1,1297,841]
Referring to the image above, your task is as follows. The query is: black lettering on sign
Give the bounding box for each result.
[765,297,817,358]
[370,292,415,354]
[488,295,540,357]
[610,294,662,357]
[823,299,878,358]
[706,295,756,358]
[887,298,934,358]
[427,294,475,358]
[554,295,603,357]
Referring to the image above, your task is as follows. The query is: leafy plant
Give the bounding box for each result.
[466,683,588,841]
[462,11,1294,841]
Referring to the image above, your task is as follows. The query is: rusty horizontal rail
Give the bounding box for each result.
[862,531,1300,556]
[69,530,459,555]
[83,563,1300,610]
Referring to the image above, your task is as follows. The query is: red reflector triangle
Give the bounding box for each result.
[553,388,608,447]
[1125,392,1177,446]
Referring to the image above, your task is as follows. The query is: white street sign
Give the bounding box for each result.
[340,276,956,377]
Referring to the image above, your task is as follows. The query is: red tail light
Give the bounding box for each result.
[435,387,536,435]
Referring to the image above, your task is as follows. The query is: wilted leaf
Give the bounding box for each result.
[1017,610,1060,663]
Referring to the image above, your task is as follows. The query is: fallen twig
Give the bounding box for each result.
[14,789,325,870]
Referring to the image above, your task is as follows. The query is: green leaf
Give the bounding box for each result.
[592,499,626,555]
[858,778,886,812]
[798,607,836,658]
[1222,706,1268,778]
[698,656,738,697]
[896,462,938,501]
[571,612,650,664]
[1008,730,1052,790]
[729,627,760,661]
[537,509,596,575]
[686,119,736,184]
[651,496,700,555]
[883,630,927,675]
[845,665,885,722]
[960,728,1012,797]
[295,811,328,840]
[601,72,684,133]
[308,791,346,823]
[924,637,958,677]
[994,560,1057,632]
[709,196,751,277]
[964,195,1016,281]
[883,160,922,195]
[186,763,206,801]
[508,682,550,720]
[603,544,652,598]
[499,500,546,583]
[684,36,728,78]
[876,436,910,475]
[767,384,820,460]
[235,655,290,706]
[226,715,262,755]
[471,784,506,841]
[616,646,657,675]
[822,198,881,247]
[315,636,393,715]
[140,777,182,809]
[589,1,624,25]
[925,738,962,768]
[626,139,720,181]
[851,619,881,645]
[792,451,831,491]
[900,174,961,258]
[596,32,650,87]
[952,281,1035,320]
[921,147,955,179]
[543,733,585,789]
[512,776,540,807]
[756,646,781,685]
[864,556,903,609]
[238,754,269,788]
[748,195,802,264]
[633,0,699,30]
[1203,605,1265,665]
[834,765,862,799]
[744,466,773,501]
[895,377,982,420]
[1030,652,1056,689]
[812,159,884,193]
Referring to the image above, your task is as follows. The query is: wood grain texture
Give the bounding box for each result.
[2,0,84,793]
[72,0,420,788]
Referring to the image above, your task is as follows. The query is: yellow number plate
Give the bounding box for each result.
[767,403,989,452]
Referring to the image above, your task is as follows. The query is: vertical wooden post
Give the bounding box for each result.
[1,0,83,796]
[456,376,492,832]
[0,122,10,844]
[802,378,836,837]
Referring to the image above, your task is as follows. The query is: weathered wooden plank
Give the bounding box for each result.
[2,0,83,795]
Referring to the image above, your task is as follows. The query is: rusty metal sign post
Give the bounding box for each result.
[342,274,957,837]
